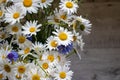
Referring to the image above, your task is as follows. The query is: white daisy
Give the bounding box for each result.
[59,0,78,14]
[13,33,32,49]
[46,36,58,51]
[6,23,22,35]
[53,27,73,46]
[14,61,29,79]
[74,15,92,34]
[4,5,25,25]
[38,0,53,9]
[22,20,41,36]
[54,64,73,80]
[32,41,46,54]
[13,0,40,14]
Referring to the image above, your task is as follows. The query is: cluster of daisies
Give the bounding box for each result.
[0,0,92,80]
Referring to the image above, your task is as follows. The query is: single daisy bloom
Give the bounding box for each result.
[13,0,40,14]
[14,61,29,79]
[54,64,73,80]
[4,5,25,25]
[53,27,73,46]
[59,0,78,14]
[74,16,92,34]
[38,0,53,9]
[22,20,41,36]
[32,41,46,54]
[6,23,22,35]
[46,36,58,51]
[13,33,32,49]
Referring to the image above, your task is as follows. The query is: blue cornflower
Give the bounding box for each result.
[57,43,73,54]
[7,51,19,62]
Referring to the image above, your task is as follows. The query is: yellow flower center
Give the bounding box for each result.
[29,27,36,32]
[0,10,3,17]
[58,32,68,41]
[41,0,46,3]
[60,14,67,20]
[16,75,21,79]
[23,0,32,7]
[54,17,59,23]
[66,1,73,8]
[42,63,49,69]
[32,74,40,80]
[73,36,77,41]
[4,64,11,73]
[0,74,3,79]
[12,26,19,32]
[24,47,30,54]
[50,40,58,47]
[47,55,54,62]
[18,36,26,44]
[18,66,26,74]
[13,12,20,19]
[59,72,66,79]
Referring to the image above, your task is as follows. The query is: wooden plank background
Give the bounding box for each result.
[69,1,120,80]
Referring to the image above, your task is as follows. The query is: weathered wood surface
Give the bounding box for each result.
[70,2,120,80]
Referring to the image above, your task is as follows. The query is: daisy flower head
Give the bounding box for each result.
[4,5,25,25]
[53,27,73,46]
[5,23,22,35]
[59,0,78,14]
[74,15,92,34]
[22,20,41,37]
[38,0,53,9]
[54,63,73,80]
[46,36,58,51]
[13,0,40,14]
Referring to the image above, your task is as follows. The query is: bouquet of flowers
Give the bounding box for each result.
[0,0,92,80]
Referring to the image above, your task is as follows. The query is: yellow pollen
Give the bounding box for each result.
[23,0,32,7]
[18,66,26,74]
[41,0,46,3]
[58,32,68,41]
[4,64,11,73]
[24,48,30,54]
[66,1,73,8]
[60,15,67,20]
[12,26,19,32]
[16,75,21,79]
[50,40,58,47]
[47,55,54,62]
[18,36,26,43]
[29,27,36,32]
[42,63,49,69]
[32,74,40,80]
[0,74,3,79]
[73,36,77,41]
[59,72,66,79]
[0,10,3,16]
[13,12,20,19]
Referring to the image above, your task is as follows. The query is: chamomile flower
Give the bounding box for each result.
[13,34,32,49]
[54,64,73,80]
[46,36,58,51]
[53,27,73,46]
[4,5,25,25]
[6,23,22,35]
[14,62,29,79]
[74,16,92,34]
[13,0,40,14]
[22,20,41,36]
[32,41,46,54]
[59,0,78,14]
[38,0,53,9]
[0,60,15,80]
